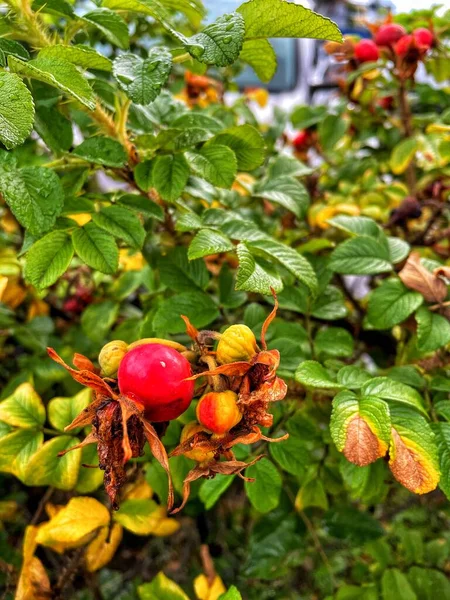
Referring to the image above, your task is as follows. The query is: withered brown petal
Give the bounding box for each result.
[343,415,386,467]
[47,348,118,399]
[260,288,279,350]
[260,432,290,443]
[142,421,174,512]
[73,353,96,372]
[119,395,144,464]
[171,465,208,514]
[399,252,447,303]
[254,350,281,376]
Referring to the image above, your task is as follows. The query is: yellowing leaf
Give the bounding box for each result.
[36,497,110,550]
[114,499,179,536]
[0,429,43,481]
[0,383,45,429]
[16,526,51,600]
[85,523,123,572]
[194,574,226,600]
[48,388,92,431]
[24,435,82,490]
[122,478,153,500]
[138,572,190,600]
[390,138,418,175]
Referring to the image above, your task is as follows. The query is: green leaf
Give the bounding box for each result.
[331,391,391,466]
[318,113,348,152]
[158,247,209,292]
[381,569,417,600]
[138,572,189,600]
[117,193,164,220]
[153,154,189,202]
[33,0,74,17]
[133,160,154,190]
[295,478,328,511]
[92,205,146,248]
[0,383,45,429]
[82,8,129,50]
[219,264,247,309]
[0,72,35,150]
[155,128,211,151]
[219,587,242,600]
[388,237,410,264]
[113,48,172,105]
[433,422,450,500]
[361,377,426,416]
[211,124,265,171]
[295,360,344,389]
[24,231,74,290]
[367,280,423,330]
[9,55,95,110]
[114,498,162,535]
[315,327,354,358]
[199,474,235,510]
[330,236,392,275]
[325,507,384,543]
[72,223,119,274]
[0,167,64,236]
[172,112,223,133]
[236,243,283,295]
[337,365,371,389]
[187,144,237,188]
[254,176,309,218]
[24,435,81,490]
[186,12,245,66]
[0,38,30,61]
[312,285,347,320]
[35,106,73,153]
[328,215,382,238]
[75,444,103,494]
[38,45,112,72]
[390,138,419,175]
[81,300,120,343]
[237,0,342,42]
[269,435,308,478]
[248,239,318,295]
[408,566,450,600]
[239,39,277,82]
[244,458,282,514]
[188,229,234,260]
[161,0,205,27]
[0,429,43,482]
[416,306,450,353]
[72,136,127,167]
[152,291,219,334]
[48,389,92,432]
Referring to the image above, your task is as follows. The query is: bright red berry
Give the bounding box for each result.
[374,24,407,47]
[413,28,434,50]
[395,34,415,57]
[118,343,194,422]
[354,40,380,63]
[292,130,309,151]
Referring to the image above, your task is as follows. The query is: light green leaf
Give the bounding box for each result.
[337,365,371,389]
[330,236,392,275]
[114,498,166,535]
[408,566,450,600]
[236,243,283,295]
[9,55,95,110]
[254,176,309,218]
[199,475,235,510]
[102,0,169,20]
[38,45,112,71]
[381,569,417,600]
[0,38,30,61]
[187,144,237,188]
[367,280,423,329]
[82,8,129,49]
[188,229,234,260]
[0,72,34,150]
[75,444,103,493]
[72,136,127,167]
[432,422,450,500]
[92,205,146,248]
[24,231,74,290]
[72,223,119,274]
[219,587,242,600]
[244,458,282,513]
[295,478,328,511]
[388,237,410,264]
[328,215,382,238]
[153,291,219,334]
[0,383,45,429]
[0,167,64,236]
[237,0,342,42]
[81,300,120,343]
[153,154,189,202]
[239,39,277,82]
[315,327,354,358]
[186,12,245,66]
[295,360,344,389]
[24,435,81,490]
[0,429,43,481]
[248,239,317,294]
[416,306,450,353]
[138,572,189,600]
[269,435,308,478]
[390,138,419,175]
[113,48,172,105]
[210,124,265,171]
[35,106,73,153]
[362,377,427,416]
[318,114,348,152]
[48,389,92,432]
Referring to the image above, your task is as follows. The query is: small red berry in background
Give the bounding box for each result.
[413,28,434,50]
[374,23,407,47]
[118,343,194,422]
[292,130,310,151]
[395,34,416,57]
[354,40,380,63]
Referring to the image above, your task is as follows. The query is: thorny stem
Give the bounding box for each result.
[17,0,54,47]
[398,78,417,195]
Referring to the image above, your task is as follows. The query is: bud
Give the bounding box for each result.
[99,340,129,377]
[180,422,215,463]
[196,390,242,435]
[216,324,258,364]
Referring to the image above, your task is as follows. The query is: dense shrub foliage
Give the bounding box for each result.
[0,0,449,598]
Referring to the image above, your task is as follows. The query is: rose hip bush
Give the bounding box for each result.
[0,0,450,598]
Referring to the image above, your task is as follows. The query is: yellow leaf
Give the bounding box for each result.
[36,497,110,550]
[194,574,226,600]
[122,478,153,500]
[114,499,179,536]
[85,523,123,572]
[16,526,51,600]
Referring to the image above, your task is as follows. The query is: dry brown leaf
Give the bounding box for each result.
[343,415,388,467]
[398,252,447,303]
[389,429,439,494]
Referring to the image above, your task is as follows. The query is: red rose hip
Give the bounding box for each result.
[413,28,434,50]
[292,130,309,151]
[118,343,194,422]
[374,24,406,47]
[354,40,380,63]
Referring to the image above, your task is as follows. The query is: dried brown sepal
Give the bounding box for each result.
[399,252,447,303]
[180,314,199,342]
[64,395,106,431]
[47,348,118,399]
[57,431,98,456]
[73,353,97,372]
[143,420,174,512]
[260,288,279,350]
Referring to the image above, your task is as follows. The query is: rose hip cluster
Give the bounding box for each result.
[47,295,288,512]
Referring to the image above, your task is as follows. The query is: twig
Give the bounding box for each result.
[30,486,54,526]
[297,508,337,590]
[398,79,417,195]
[199,544,216,587]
